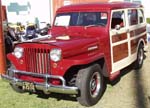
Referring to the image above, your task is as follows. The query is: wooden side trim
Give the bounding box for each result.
[130,26,146,37]
[112,33,127,43]
[131,34,146,54]
[113,42,128,63]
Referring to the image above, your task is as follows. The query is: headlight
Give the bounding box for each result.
[13,47,24,59]
[50,48,62,62]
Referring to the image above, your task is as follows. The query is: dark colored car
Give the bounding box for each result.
[25,25,37,39]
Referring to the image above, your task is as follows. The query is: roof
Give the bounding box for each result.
[57,2,143,12]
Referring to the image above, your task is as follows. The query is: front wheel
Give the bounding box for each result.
[76,64,105,106]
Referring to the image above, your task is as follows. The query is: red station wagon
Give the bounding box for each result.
[2,2,147,106]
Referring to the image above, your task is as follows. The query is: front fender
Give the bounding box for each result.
[66,51,104,64]
[52,51,105,76]
[7,53,26,71]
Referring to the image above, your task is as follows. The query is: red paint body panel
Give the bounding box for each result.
[109,71,120,81]
[56,2,142,13]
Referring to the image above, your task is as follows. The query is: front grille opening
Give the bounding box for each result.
[24,48,51,74]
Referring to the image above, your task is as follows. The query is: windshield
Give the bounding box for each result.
[54,12,108,27]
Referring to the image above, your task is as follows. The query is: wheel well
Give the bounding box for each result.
[138,40,144,49]
[141,41,144,46]
[64,58,109,86]
[94,58,109,77]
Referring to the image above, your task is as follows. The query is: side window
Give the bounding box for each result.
[111,11,125,29]
[138,9,144,23]
[128,9,138,26]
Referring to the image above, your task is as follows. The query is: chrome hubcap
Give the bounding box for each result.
[138,48,143,65]
[90,72,101,98]
[91,79,97,91]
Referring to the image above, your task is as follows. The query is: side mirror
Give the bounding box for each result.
[115,24,121,30]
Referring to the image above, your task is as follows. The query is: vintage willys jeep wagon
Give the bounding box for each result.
[2,2,147,106]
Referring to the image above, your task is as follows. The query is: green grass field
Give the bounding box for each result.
[0,79,82,108]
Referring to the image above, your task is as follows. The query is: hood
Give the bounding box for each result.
[40,36,99,58]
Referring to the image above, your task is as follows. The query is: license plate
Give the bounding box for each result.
[22,82,35,92]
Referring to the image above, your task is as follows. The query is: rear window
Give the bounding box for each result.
[128,9,138,26]
[54,12,108,27]
[138,9,144,23]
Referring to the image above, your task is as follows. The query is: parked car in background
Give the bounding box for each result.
[20,23,51,42]
[2,2,147,106]
[8,23,25,35]
[37,23,51,36]
[24,23,37,39]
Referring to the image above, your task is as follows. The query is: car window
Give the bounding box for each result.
[54,12,108,27]
[54,14,72,26]
[138,9,144,23]
[128,9,138,26]
[111,11,125,29]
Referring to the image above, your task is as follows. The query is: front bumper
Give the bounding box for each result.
[1,69,78,95]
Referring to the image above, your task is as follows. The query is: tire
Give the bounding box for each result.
[134,44,144,69]
[75,64,104,106]
[8,65,25,93]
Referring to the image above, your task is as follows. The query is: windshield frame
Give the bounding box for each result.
[53,12,108,27]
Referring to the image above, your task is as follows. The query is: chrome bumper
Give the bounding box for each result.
[1,69,78,95]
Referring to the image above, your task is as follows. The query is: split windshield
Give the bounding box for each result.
[54,12,108,27]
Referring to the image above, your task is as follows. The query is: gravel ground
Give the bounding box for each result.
[0,45,150,108]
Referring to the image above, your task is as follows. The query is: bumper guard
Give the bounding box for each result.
[1,69,78,95]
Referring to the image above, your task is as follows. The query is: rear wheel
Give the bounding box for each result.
[76,64,104,106]
[134,44,144,69]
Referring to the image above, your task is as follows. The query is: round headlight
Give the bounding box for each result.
[50,48,62,62]
[13,47,24,59]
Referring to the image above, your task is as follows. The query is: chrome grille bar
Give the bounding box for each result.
[24,48,50,74]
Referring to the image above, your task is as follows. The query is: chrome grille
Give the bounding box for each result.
[24,48,51,74]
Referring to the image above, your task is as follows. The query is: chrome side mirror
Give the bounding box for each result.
[115,24,121,30]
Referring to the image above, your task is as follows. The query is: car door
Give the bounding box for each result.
[109,10,129,73]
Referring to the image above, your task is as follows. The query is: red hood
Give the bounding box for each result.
[40,36,99,58]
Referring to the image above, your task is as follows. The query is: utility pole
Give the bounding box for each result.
[50,0,54,24]
[0,0,6,76]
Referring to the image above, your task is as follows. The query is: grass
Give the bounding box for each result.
[147,18,150,24]
[0,78,115,108]
[0,72,114,108]
[0,79,81,108]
